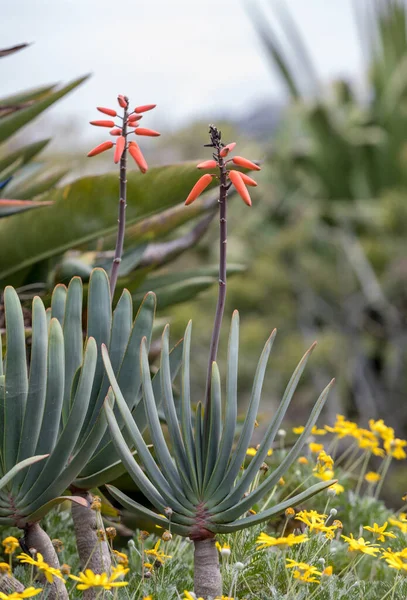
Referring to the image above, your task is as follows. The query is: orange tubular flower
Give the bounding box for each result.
[228,170,252,206]
[185,174,213,205]
[110,128,122,136]
[231,156,261,171]
[128,142,148,173]
[90,120,116,128]
[128,114,143,123]
[220,142,236,157]
[87,141,114,157]
[197,160,218,169]
[97,107,117,117]
[238,172,258,187]
[135,128,161,137]
[135,104,156,113]
[118,95,128,108]
[114,136,126,164]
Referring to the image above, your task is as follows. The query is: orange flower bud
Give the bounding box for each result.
[197,160,218,170]
[134,104,156,114]
[228,170,252,206]
[238,172,258,187]
[185,174,213,206]
[231,156,261,171]
[90,120,115,128]
[118,95,128,108]
[97,107,117,117]
[114,136,126,164]
[220,142,236,157]
[87,141,114,157]
[109,128,122,136]
[128,114,143,122]
[128,141,148,173]
[135,128,161,137]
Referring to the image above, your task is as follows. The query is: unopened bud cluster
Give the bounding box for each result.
[87,96,160,173]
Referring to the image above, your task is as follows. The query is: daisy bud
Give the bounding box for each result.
[128,114,143,122]
[118,95,128,108]
[128,141,148,173]
[114,136,126,164]
[197,160,218,169]
[87,141,114,157]
[220,142,236,157]
[135,128,161,137]
[185,173,213,206]
[231,156,261,171]
[134,104,156,114]
[228,170,252,207]
[161,530,172,542]
[239,172,258,187]
[90,120,116,128]
[97,107,117,117]
[110,128,122,136]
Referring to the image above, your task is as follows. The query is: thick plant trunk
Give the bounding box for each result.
[193,538,222,600]
[71,490,111,600]
[24,522,68,600]
[0,573,25,594]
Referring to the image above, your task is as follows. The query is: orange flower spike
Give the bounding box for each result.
[135,128,161,137]
[220,142,236,157]
[97,107,117,117]
[110,128,122,136]
[117,95,128,108]
[228,170,252,206]
[231,156,261,171]
[238,172,258,187]
[197,160,218,170]
[134,104,156,114]
[87,141,114,157]
[114,136,126,164]
[185,174,213,206]
[128,141,148,173]
[90,120,116,128]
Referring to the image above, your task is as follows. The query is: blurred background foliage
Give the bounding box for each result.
[2,2,407,456]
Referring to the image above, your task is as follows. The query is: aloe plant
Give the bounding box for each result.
[102,127,335,599]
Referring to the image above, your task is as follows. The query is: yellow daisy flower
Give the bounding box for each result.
[256,532,308,549]
[0,587,43,599]
[18,553,65,584]
[2,537,19,555]
[70,565,129,590]
[341,534,380,556]
[363,522,396,542]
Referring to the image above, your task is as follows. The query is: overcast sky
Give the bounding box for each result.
[3,0,362,139]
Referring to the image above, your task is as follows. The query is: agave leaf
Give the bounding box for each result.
[25,495,88,525]
[50,284,67,325]
[213,342,318,510]
[8,168,69,200]
[180,321,199,495]
[3,286,28,472]
[0,163,217,285]
[195,401,204,492]
[0,76,89,144]
[0,157,23,185]
[0,84,56,107]
[203,362,222,487]
[135,276,218,310]
[62,277,83,422]
[0,43,29,59]
[12,297,48,491]
[0,199,53,218]
[106,484,190,537]
[160,326,195,493]
[205,330,276,508]
[73,459,129,490]
[203,311,239,497]
[210,479,336,533]
[0,139,50,175]
[17,318,65,497]
[210,380,334,520]
[17,338,97,505]
[0,455,48,491]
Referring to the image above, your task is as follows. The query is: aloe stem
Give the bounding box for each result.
[110,101,129,298]
[204,127,228,418]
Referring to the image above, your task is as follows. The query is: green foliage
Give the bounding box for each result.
[103,311,334,538]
